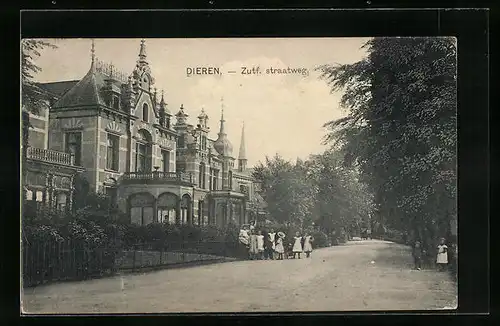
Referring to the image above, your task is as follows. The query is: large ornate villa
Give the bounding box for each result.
[22,39,267,227]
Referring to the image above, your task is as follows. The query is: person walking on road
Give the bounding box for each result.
[412,240,424,270]
[256,230,265,260]
[275,232,285,260]
[303,232,314,258]
[436,238,449,271]
[292,231,303,259]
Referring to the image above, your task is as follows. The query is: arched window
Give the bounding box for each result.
[142,103,149,122]
[135,130,152,173]
[157,192,178,224]
[180,194,191,225]
[56,193,67,213]
[228,171,233,189]
[129,193,155,225]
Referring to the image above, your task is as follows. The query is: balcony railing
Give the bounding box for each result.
[122,171,194,185]
[26,147,74,166]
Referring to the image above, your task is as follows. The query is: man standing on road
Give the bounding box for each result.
[263,229,274,260]
[412,240,424,270]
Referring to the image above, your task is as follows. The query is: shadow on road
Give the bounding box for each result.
[372,242,414,270]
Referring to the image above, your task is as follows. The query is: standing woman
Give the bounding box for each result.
[292,231,303,259]
[436,237,449,271]
[275,232,285,260]
[238,225,250,259]
[256,230,265,260]
[248,229,259,260]
[303,231,314,258]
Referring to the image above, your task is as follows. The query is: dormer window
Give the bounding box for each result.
[112,95,120,110]
[142,103,148,122]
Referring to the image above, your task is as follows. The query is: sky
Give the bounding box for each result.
[33,38,369,167]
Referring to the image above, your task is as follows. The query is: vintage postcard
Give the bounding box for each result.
[21,37,457,313]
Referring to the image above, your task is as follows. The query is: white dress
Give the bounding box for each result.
[292,236,303,253]
[303,235,313,252]
[275,237,284,253]
[239,229,249,246]
[257,235,265,252]
[269,233,276,250]
[436,244,448,264]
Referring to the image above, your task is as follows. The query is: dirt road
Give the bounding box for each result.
[21,240,457,313]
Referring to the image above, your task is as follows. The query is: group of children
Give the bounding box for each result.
[239,226,315,260]
[412,237,452,271]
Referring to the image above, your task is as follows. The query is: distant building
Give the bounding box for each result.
[22,40,266,226]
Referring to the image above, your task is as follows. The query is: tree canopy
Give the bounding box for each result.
[21,39,57,115]
[252,152,373,236]
[316,37,457,251]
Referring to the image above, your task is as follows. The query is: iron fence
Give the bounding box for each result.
[22,239,240,288]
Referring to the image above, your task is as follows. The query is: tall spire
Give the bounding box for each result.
[90,39,96,71]
[238,122,247,160]
[219,96,226,135]
[138,39,147,64]
[213,96,233,157]
[238,122,247,172]
[160,89,165,105]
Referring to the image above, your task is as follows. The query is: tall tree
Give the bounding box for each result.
[252,155,316,227]
[21,40,57,207]
[22,39,57,115]
[317,37,457,253]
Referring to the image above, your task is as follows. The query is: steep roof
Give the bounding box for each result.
[52,69,107,109]
[37,80,79,98]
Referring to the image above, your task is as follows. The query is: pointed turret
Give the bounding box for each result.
[90,39,96,71]
[213,99,233,157]
[175,104,188,125]
[53,39,104,109]
[238,122,247,172]
[138,39,147,65]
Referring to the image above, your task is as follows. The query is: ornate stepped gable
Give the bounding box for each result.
[51,39,164,116]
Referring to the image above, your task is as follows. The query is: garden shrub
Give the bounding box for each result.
[311,230,329,248]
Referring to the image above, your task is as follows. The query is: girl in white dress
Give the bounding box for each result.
[275,232,285,260]
[256,230,265,260]
[436,237,448,271]
[303,232,314,258]
[292,231,303,259]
